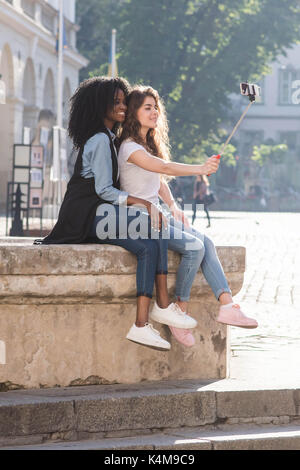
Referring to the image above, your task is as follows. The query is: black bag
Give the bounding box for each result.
[203,192,216,206]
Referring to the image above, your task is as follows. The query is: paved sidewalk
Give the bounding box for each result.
[191,210,300,386]
[1,211,300,387]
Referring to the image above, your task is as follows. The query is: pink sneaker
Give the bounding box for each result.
[216,303,258,329]
[169,326,195,347]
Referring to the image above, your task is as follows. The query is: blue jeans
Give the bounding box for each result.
[167,216,232,302]
[88,204,168,299]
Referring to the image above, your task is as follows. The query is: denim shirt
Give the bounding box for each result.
[80,129,129,205]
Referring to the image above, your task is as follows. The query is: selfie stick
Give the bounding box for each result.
[219,100,254,156]
[208,87,257,174]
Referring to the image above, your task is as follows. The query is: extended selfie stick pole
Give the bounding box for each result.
[219,100,254,156]
[208,91,256,174]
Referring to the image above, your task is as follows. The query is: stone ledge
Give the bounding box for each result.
[0,271,243,304]
[216,389,297,418]
[0,238,245,388]
[0,239,245,275]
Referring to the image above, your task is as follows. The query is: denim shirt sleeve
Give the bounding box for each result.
[81,133,129,205]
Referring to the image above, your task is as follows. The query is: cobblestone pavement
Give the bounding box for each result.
[1,211,300,383]
[190,210,300,382]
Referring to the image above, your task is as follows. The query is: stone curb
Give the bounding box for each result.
[2,423,300,450]
[0,380,300,447]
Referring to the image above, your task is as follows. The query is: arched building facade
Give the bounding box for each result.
[0,0,88,211]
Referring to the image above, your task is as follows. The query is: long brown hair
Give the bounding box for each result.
[119,85,171,163]
[196,174,210,186]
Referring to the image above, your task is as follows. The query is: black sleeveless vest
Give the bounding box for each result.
[34,129,120,245]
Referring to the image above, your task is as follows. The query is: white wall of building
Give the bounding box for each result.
[233,44,300,147]
[46,0,75,23]
[225,44,300,195]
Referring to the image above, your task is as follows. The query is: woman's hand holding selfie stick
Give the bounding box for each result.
[206,154,221,176]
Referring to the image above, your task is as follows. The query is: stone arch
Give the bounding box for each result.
[43,68,55,113]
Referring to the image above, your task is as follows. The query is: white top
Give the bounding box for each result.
[118,139,161,205]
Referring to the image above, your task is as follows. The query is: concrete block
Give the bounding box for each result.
[0,400,75,438]
[211,434,300,450]
[75,390,216,432]
[216,390,296,419]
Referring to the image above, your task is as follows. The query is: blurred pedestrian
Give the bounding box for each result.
[172,177,185,207]
[192,175,211,227]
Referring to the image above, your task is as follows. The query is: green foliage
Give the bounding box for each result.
[181,130,237,166]
[251,143,288,166]
[76,0,123,80]
[76,0,300,164]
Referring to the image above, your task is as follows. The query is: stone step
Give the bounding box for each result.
[2,424,300,450]
[0,379,300,448]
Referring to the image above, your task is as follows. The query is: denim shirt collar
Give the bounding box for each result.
[106,128,116,142]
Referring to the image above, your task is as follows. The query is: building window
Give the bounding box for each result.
[279,131,299,151]
[241,130,264,157]
[22,0,35,19]
[42,8,55,33]
[278,67,300,105]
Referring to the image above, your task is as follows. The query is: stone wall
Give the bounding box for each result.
[0,238,245,389]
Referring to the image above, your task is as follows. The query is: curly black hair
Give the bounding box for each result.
[68,76,131,149]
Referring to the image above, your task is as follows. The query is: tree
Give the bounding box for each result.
[76,0,300,164]
[76,0,123,80]
[251,143,288,167]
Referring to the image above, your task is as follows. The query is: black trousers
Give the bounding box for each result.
[192,199,210,225]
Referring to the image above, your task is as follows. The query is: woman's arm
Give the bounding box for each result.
[127,150,219,176]
[158,178,176,208]
[86,134,129,205]
[158,179,190,227]
[84,134,163,230]
[86,135,159,220]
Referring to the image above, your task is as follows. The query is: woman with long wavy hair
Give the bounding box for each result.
[34,76,197,350]
[118,85,258,347]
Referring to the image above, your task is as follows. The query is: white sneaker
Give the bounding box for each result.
[126,323,171,350]
[149,302,197,329]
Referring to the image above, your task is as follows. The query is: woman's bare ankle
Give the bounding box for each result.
[156,298,170,309]
[219,292,233,305]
